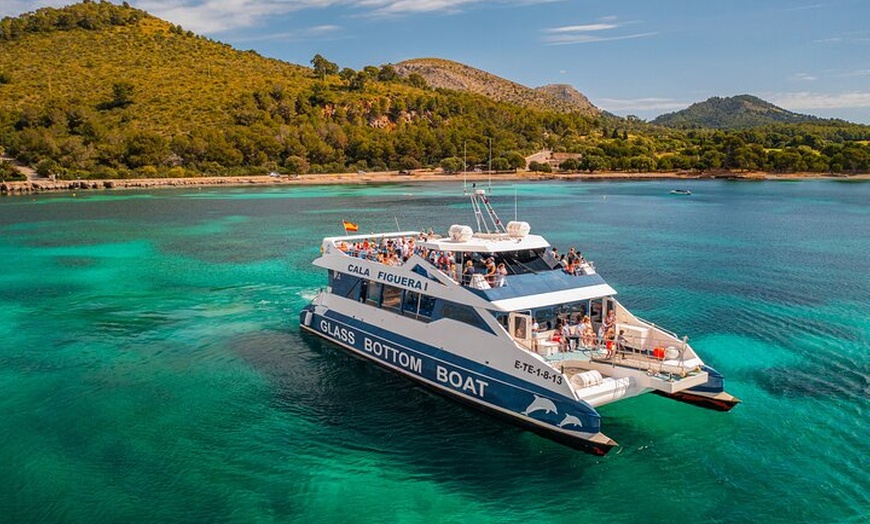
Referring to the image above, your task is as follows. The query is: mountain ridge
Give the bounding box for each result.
[393,58,599,115]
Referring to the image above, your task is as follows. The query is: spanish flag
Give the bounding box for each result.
[343,220,359,233]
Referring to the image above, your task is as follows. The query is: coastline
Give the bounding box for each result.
[2,170,867,195]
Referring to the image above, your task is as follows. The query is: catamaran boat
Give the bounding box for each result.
[300,189,739,455]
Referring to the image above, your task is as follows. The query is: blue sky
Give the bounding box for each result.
[5,0,870,123]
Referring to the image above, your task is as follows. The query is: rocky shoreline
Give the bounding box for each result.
[1,171,866,195]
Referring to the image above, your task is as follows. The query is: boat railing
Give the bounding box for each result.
[631,314,680,339]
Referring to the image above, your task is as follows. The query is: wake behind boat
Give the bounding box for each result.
[300,189,738,455]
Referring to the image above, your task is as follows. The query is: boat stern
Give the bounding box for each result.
[652,365,741,411]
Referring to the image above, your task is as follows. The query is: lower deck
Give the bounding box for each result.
[525,341,710,400]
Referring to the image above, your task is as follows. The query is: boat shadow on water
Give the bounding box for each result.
[229,328,641,496]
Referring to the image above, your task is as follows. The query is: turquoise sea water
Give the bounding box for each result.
[0,180,867,523]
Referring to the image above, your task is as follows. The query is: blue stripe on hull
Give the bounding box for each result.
[300,306,602,438]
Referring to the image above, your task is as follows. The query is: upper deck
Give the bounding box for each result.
[317,225,616,312]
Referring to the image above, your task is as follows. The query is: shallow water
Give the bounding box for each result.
[1,180,867,523]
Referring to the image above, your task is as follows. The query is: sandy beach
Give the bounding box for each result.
[1,170,867,195]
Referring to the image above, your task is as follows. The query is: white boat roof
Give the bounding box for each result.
[489,283,616,311]
[419,233,550,254]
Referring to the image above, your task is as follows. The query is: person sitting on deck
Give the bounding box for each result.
[566,317,580,351]
[551,320,564,348]
[560,321,574,351]
[615,329,628,356]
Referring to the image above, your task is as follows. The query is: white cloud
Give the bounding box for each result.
[358,0,481,16]
[542,16,654,45]
[596,97,688,112]
[233,23,343,43]
[544,31,656,45]
[769,92,870,110]
[136,0,341,33]
[841,69,870,77]
[784,4,824,12]
[0,0,69,18]
[792,72,817,81]
[545,23,617,33]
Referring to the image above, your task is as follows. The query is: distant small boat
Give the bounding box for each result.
[670,189,692,195]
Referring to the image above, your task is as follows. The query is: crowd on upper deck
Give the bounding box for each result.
[549,246,593,276]
[333,233,591,288]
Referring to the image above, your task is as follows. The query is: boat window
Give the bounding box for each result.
[534,307,555,330]
[569,302,589,315]
[365,281,382,308]
[500,248,552,273]
[590,299,603,323]
[381,285,402,312]
[441,301,493,334]
[329,270,361,299]
[402,290,420,316]
[418,295,436,318]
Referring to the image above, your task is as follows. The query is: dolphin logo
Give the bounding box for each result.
[558,414,583,428]
[521,395,558,416]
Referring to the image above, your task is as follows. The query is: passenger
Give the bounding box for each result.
[603,309,616,332]
[604,326,616,358]
[565,259,575,275]
[447,263,458,283]
[462,260,476,286]
[616,329,628,355]
[484,257,497,285]
[566,317,580,351]
[495,262,508,287]
[581,316,595,348]
[437,252,449,271]
[551,320,563,348]
[567,247,577,265]
[560,321,572,351]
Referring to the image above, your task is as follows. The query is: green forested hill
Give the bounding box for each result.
[0,2,605,179]
[0,1,869,179]
[653,95,827,129]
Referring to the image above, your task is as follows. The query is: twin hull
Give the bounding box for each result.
[300,296,614,454]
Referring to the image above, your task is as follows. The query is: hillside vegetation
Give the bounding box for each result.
[0,1,869,180]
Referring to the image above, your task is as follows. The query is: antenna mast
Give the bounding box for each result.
[469,187,507,235]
